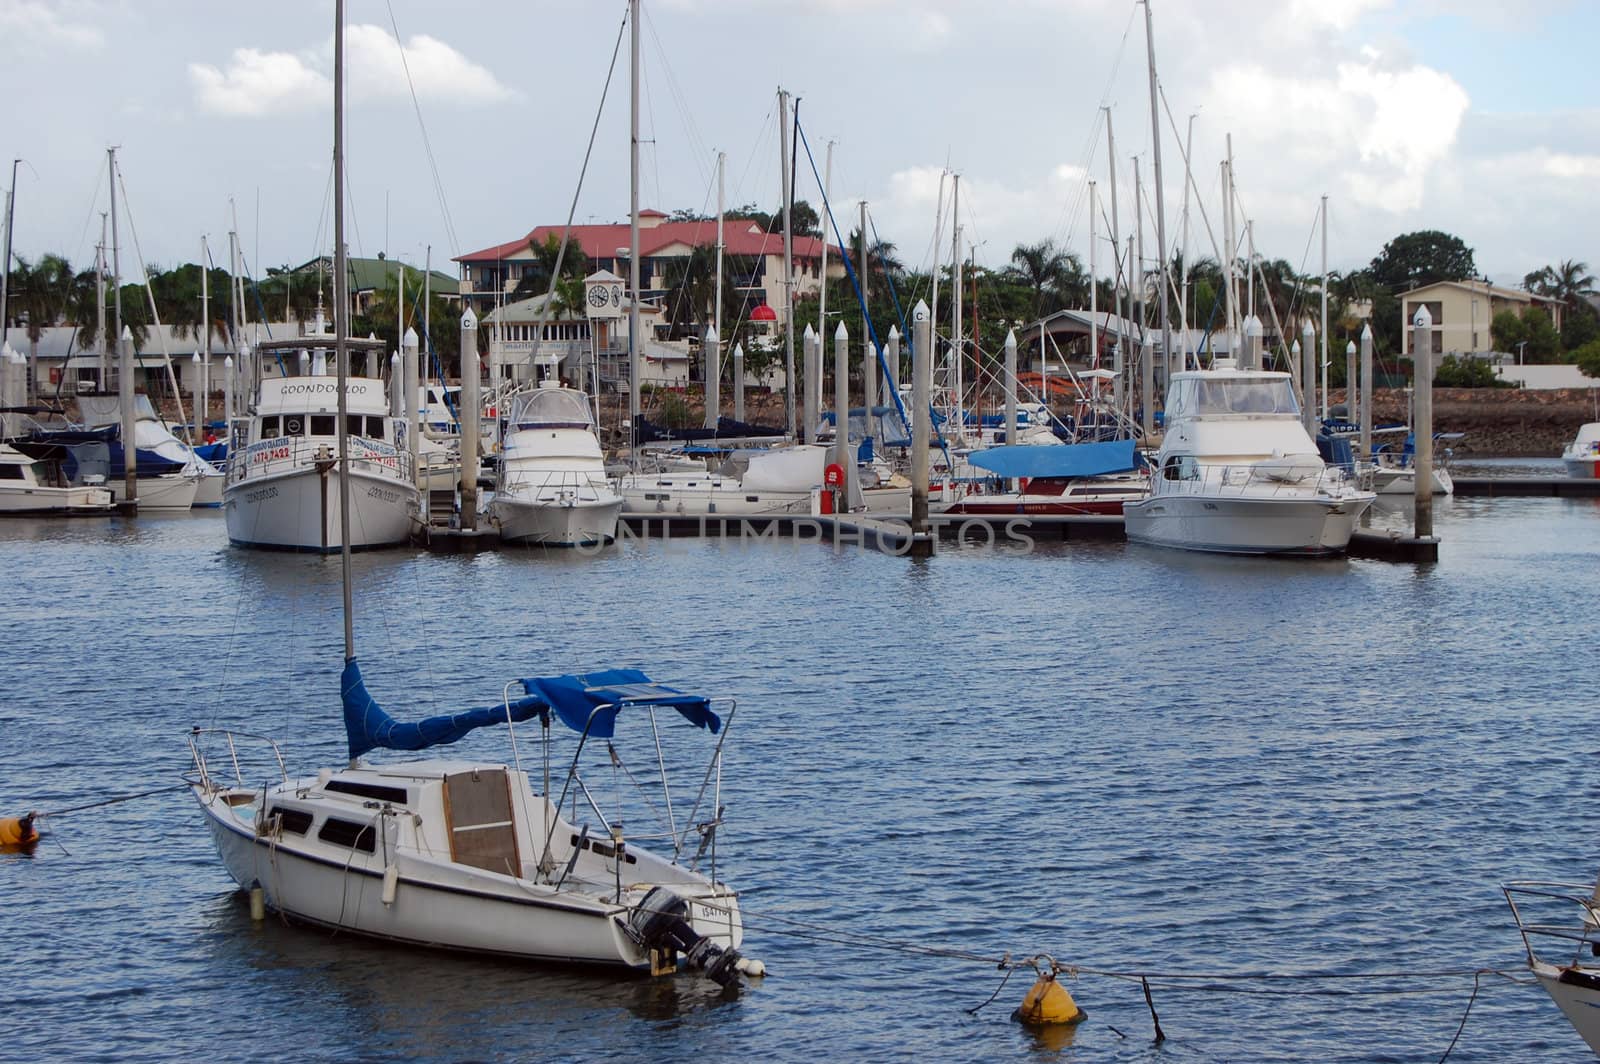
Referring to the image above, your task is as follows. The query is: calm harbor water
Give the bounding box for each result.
[4,485,1599,1062]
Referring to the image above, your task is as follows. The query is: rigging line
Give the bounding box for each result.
[36,783,188,818]
[640,7,712,190]
[113,160,190,434]
[384,0,459,254]
[72,159,108,269]
[866,209,908,341]
[512,4,627,386]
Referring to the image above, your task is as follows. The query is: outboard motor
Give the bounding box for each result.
[627,886,743,990]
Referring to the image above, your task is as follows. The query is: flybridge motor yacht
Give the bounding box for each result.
[490,381,622,546]
[188,664,751,986]
[1122,362,1375,555]
[224,332,419,551]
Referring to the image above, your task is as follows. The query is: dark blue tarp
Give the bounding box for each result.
[520,668,720,740]
[342,658,550,762]
[966,438,1138,480]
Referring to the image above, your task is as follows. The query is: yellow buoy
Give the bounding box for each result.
[1015,973,1084,1026]
[0,812,39,848]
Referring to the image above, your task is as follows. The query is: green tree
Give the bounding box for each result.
[1490,309,1526,353]
[1562,304,1599,352]
[1523,308,1561,361]
[1573,338,1600,379]
[1368,230,1477,292]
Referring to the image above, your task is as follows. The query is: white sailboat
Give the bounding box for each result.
[490,381,622,545]
[190,0,750,988]
[1505,880,1600,1055]
[1122,362,1375,555]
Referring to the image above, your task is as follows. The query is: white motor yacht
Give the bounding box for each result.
[1563,423,1600,479]
[619,443,830,516]
[0,442,114,515]
[223,334,419,551]
[1123,362,1375,555]
[490,381,621,546]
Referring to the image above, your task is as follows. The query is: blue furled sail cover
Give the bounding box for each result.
[342,658,550,762]
[966,438,1138,480]
[520,668,720,740]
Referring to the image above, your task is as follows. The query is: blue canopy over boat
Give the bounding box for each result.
[342,660,721,760]
[520,669,720,740]
[966,438,1138,480]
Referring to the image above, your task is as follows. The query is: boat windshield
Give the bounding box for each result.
[1188,377,1300,417]
[510,388,594,429]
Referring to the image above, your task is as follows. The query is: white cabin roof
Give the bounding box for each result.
[256,375,391,415]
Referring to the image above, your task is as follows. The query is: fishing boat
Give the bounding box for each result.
[1504,880,1600,1054]
[0,441,114,516]
[190,0,749,989]
[490,380,622,546]
[1122,362,1375,555]
[1562,423,1600,479]
[222,328,419,551]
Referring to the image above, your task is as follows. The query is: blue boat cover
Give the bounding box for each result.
[520,669,720,740]
[342,658,550,761]
[966,438,1138,480]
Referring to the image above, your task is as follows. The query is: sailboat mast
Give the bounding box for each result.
[1143,0,1171,390]
[706,150,723,431]
[628,0,641,458]
[1104,109,1124,417]
[109,147,134,507]
[778,88,796,440]
[96,214,107,388]
[950,175,963,442]
[1,159,15,392]
[200,234,209,439]
[1320,194,1329,421]
[334,0,354,658]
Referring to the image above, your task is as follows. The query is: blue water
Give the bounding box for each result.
[3,495,1599,1062]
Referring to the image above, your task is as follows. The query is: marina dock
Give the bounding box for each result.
[1452,477,1600,497]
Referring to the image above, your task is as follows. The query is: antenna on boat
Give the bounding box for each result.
[334,0,354,660]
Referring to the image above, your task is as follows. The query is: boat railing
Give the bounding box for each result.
[226,435,416,488]
[1173,461,1359,499]
[186,727,289,793]
[503,467,609,499]
[1504,881,1600,969]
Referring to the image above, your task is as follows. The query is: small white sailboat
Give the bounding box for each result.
[1563,423,1600,479]
[1504,880,1600,1054]
[1122,362,1375,555]
[191,2,750,988]
[490,381,622,546]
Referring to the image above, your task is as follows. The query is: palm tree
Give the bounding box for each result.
[1007,239,1080,317]
[10,253,75,400]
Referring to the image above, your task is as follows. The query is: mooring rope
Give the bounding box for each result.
[34,784,188,819]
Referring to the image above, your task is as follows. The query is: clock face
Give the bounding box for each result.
[587,286,609,307]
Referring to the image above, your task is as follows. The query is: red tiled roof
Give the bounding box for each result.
[456,216,839,264]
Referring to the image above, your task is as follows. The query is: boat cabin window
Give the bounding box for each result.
[264,806,313,835]
[0,464,22,480]
[310,415,336,437]
[1162,455,1199,481]
[1192,378,1299,416]
[318,816,377,852]
[260,415,280,437]
[282,416,305,436]
[510,387,594,430]
[325,778,408,804]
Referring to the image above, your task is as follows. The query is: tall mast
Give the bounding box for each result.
[1104,109,1124,417]
[199,234,209,439]
[334,0,354,659]
[705,151,724,431]
[627,0,641,458]
[110,147,133,507]
[713,149,725,378]
[1143,0,1172,389]
[1134,155,1151,438]
[0,158,15,393]
[1320,193,1329,421]
[950,174,963,442]
[96,213,107,388]
[778,88,796,440]
[1178,114,1194,369]
[1223,136,1238,340]
[816,141,833,407]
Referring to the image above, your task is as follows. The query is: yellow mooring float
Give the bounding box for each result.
[0,811,39,848]
[1014,963,1085,1027]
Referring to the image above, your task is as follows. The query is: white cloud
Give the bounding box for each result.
[0,0,103,49]
[190,48,328,118]
[190,24,515,118]
[1543,152,1600,180]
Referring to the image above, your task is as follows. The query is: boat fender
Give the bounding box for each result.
[382,863,399,906]
[0,812,39,847]
[1014,972,1084,1027]
[734,957,766,978]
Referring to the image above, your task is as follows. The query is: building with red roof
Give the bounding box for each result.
[454,209,845,328]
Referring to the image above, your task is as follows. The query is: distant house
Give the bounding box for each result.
[285,255,459,318]
[454,209,844,326]
[1399,280,1563,366]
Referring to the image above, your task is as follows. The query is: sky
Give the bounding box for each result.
[1,0,1595,290]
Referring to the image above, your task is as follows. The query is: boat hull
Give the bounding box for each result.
[0,484,114,516]
[492,494,623,546]
[1564,457,1600,480]
[1371,465,1454,495]
[224,465,418,551]
[192,471,224,507]
[110,473,201,513]
[1533,962,1600,1054]
[1123,493,1372,555]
